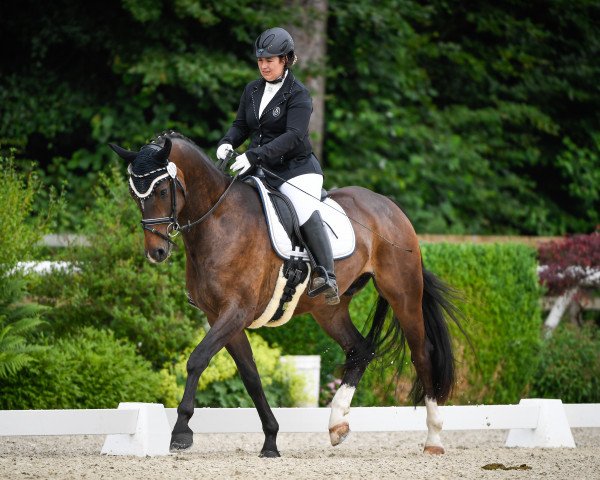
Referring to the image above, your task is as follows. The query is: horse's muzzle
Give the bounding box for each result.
[146,246,170,263]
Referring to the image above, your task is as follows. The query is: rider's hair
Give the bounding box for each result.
[281,51,298,67]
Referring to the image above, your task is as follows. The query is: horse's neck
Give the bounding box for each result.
[179,153,230,224]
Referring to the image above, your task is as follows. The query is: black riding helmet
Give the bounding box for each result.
[255,27,294,57]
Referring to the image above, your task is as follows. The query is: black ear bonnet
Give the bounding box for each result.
[127,140,175,198]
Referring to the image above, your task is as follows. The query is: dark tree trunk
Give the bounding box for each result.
[286,0,328,162]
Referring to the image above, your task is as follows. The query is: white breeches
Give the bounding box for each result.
[277,173,324,226]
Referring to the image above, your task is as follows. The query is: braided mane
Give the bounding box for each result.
[151,130,218,167]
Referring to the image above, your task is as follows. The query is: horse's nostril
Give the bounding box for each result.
[156,248,166,260]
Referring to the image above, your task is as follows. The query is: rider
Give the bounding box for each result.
[216,27,339,305]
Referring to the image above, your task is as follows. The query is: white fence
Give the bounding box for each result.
[1,400,599,456]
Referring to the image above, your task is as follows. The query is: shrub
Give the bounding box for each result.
[0,327,163,409]
[0,153,55,380]
[530,323,600,403]
[0,152,57,269]
[160,330,308,408]
[31,166,203,368]
[257,243,543,405]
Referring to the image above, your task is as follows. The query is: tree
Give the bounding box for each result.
[286,0,328,160]
[1,0,598,234]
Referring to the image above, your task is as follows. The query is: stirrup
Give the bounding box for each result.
[307,267,331,296]
[308,268,340,305]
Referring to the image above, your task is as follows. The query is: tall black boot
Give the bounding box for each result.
[300,211,340,305]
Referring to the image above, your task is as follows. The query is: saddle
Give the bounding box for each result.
[241,176,355,329]
[243,176,356,261]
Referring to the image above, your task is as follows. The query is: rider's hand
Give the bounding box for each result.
[230,153,252,175]
[216,143,233,161]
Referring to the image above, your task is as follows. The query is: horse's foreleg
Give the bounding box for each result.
[170,308,249,451]
[312,300,372,446]
[225,332,280,458]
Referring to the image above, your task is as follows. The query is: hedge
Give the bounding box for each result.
[257,242,543,405]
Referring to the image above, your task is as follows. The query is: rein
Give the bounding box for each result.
[179,175,238,233]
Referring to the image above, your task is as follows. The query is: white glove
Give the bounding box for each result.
[216,143,233,161]
[230,153,252,174]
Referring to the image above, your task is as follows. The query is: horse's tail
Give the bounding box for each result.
[411,267,465,404]
[349,267,465,405]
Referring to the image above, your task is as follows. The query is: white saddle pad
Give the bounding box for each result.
[250,177,356,261]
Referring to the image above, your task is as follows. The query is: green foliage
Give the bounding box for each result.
[259,243,542,405]
[0,152,55,269]
[531,323,600,403]
[1,0,292,228]
[0,314,47,379]
[160,330,307,407]
[3,0,599,233]
[0,153,53,380]
[325,0,599,234]
[31,167,203,368]
[0,327,162,409]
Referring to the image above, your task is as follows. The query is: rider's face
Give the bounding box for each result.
[257,57,285,82]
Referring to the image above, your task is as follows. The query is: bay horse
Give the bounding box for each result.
[109,131,464,457]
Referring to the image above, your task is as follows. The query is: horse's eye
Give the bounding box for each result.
[160,189,168,198]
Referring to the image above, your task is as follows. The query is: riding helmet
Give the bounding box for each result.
[255,27,294,58]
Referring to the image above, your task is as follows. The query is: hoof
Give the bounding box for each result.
[329,422,350,446]
[170,432,193,452]
[423,445,445,455]
[259,449,281,458]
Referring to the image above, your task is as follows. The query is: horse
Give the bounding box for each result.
[109,131,465,457]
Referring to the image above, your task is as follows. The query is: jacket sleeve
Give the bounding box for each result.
[218,89,250,149]
[246,90,312,167]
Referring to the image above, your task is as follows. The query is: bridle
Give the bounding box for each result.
[128,158,238,246]
[128,160,186,245]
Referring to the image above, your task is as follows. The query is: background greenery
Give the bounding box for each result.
[1,0,598,233]
[531,323,600,403]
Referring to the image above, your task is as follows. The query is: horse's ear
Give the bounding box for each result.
[108,143,137,162]
[156,137,172,164]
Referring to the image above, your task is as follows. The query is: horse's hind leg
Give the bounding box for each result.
[375,275,446,454]
[311,298,375,446]
[225,331,280,458]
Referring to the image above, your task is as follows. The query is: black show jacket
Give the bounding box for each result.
[218,71,322,187]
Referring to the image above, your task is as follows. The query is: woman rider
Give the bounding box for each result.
[216,27,339,305]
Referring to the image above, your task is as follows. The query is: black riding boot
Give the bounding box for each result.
[300,211,340,305]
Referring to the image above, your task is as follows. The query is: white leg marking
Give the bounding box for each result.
[424,396,444,452]
[328,384,355,446]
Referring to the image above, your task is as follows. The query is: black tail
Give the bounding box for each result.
[347,268,465,405]
[344,294,407,382]
[410,268,465,404]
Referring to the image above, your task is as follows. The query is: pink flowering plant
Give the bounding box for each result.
[319,376,342,406]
